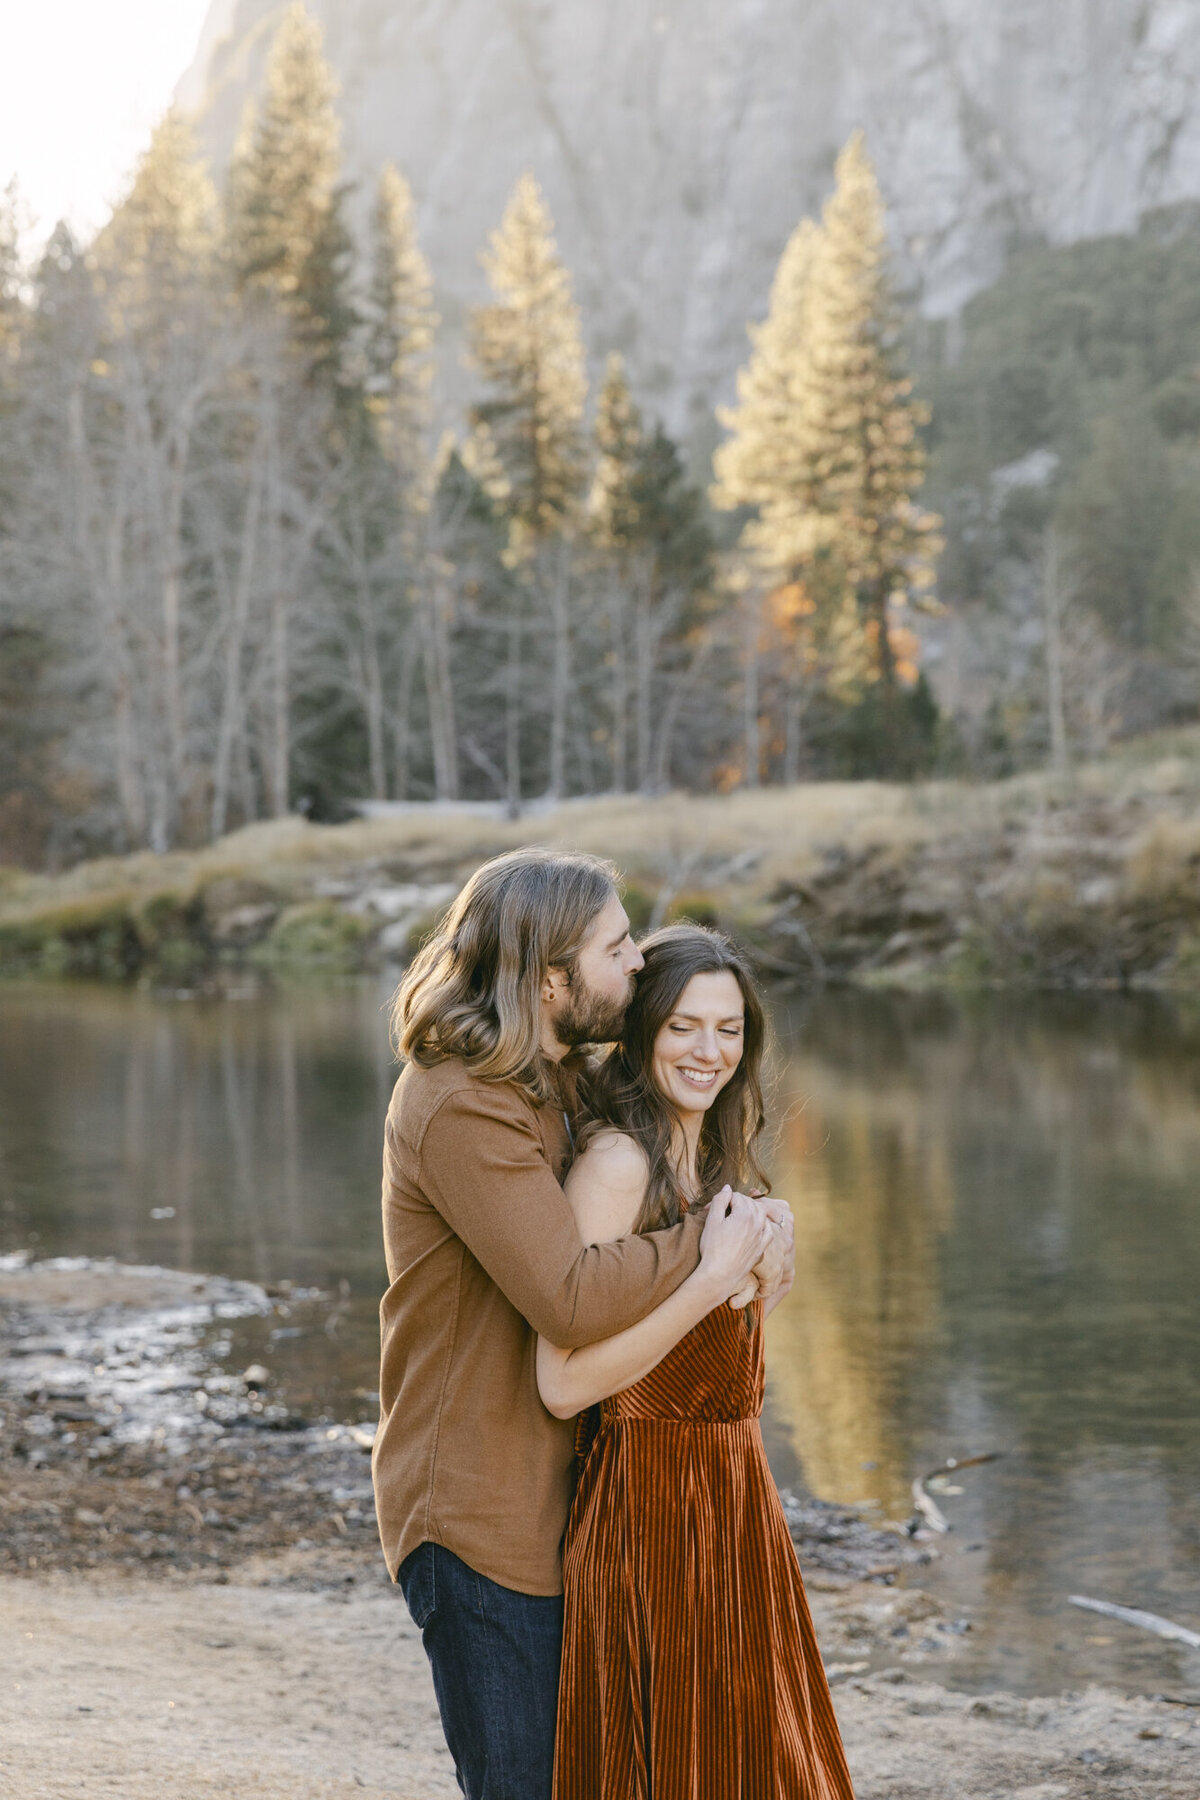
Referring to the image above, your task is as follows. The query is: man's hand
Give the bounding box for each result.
[727,1195,794,1311]
[696,1186,774,1305]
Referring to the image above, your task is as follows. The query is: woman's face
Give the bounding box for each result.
[650,969,745,1121]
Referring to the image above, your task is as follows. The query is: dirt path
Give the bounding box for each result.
[2,1565,1197,1800]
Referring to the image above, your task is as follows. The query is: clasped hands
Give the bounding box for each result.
[696,1184,795,1313]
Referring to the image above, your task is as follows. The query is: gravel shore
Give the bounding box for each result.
[1,1258,1196,1799]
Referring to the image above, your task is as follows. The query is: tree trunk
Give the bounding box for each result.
[362,593,388,802]
[784,679,805,786]
[547,540,571,799]
[67,380,146,846]
[262,395,289,819]
[653,631,711,793]
[160,420,193,844]
[1043,530,1070,777]
[269,578,289,817]
[211,458,263,840]
[866,580,897,688]
[742,594,761,789]
[505,613,522,816]
[634,566,653,791]
[608,578,627,793]
[113,672,146,850]
[393,626,416,800]
[424,569,459,801]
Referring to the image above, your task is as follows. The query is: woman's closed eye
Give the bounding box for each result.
[668,1023,741,1037]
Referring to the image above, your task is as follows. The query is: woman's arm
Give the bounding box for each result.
[535,1134,770,1420]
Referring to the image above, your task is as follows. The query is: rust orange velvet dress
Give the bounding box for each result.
[553,1300,857,1800]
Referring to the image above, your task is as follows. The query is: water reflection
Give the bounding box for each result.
[766,991,1200,1693]
[764,1010,956,1515]
[1,980,1198,1694]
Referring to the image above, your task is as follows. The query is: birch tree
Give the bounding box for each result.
[88,111,224,845]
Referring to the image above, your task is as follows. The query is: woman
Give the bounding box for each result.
[537,924,856,1800]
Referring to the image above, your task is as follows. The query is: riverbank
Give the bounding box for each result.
[5,734,1200,990]
[1,1258,1196,1799]
[5,1571,1196,1800]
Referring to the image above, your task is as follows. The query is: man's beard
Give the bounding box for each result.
[554,972,634,1049]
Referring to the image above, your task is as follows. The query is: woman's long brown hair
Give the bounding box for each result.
[580,923,770,1232]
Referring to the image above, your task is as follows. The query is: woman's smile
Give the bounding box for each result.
[651,969,746,1117]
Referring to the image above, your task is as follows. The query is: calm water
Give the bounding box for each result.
[1,979,1198,1698]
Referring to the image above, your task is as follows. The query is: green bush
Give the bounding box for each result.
[252,901,371,971]
[0,899,142,980]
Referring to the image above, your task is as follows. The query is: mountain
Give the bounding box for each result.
[176,0,1200,449]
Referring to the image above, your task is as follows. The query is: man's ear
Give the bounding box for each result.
[542,965,568,1003]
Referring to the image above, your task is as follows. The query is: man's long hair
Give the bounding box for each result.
[580,923,770,1232]
[391,848,618,1102]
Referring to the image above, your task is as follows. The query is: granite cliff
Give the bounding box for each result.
[177,0,1200,444]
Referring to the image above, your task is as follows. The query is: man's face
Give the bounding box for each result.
[551,892,644,1048]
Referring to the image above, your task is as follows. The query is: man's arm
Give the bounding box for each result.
[411,1085,705,1348]
[535,1134,772,1417]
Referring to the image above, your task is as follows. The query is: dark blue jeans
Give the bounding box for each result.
[399,1541,563,1800]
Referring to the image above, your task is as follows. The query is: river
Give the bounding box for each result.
[1,978,1197,1698]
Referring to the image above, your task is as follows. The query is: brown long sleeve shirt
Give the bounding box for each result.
[372,1055,704,1594]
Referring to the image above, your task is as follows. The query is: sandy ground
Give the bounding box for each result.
[2,1560,1198,1800]
[1,1259,1198,1799]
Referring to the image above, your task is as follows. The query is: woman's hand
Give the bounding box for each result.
[537,1178,774,1419]
[696,1185,774,1307]
[727,1196,794,1312]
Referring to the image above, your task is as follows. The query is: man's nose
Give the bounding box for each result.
[625,943,645,974]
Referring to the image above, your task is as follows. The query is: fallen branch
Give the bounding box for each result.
[912,1452,1001,1534]
[1069,1595,1200,1650]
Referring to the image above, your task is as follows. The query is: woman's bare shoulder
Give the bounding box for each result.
[575,1128,649,1176]
[564,1130,649,1242]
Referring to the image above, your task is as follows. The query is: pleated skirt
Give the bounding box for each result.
[554,1414,857,1799]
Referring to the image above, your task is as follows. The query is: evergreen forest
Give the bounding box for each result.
[2,2,1199,866]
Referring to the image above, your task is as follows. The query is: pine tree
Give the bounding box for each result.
[711,216,819,529]
[94,110,218,331]
[714,133,940,693]
[586,353,642,787]
[793,133,940,683]
[589,352,643,551]
[468,174,587,798]
[348,164,450,800]
[228,2,353,379]
[365,164,437,485]
[0,181,23,367]
[627,423,714,791]
[469,172,587,556]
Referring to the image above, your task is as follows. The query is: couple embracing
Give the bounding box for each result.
[373,849,856,1799]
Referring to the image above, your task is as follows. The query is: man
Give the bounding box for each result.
[373,848,787,1799]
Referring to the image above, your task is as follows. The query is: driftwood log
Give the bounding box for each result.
[1069,1595,1200,1650]
[911,1452,1001,1534]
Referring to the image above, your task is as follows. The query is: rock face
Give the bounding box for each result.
[170,0,1200,444]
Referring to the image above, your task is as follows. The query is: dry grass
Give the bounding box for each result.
[0,782,995,936]
[1123,814,1200,904]
[4,734,1200,979]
